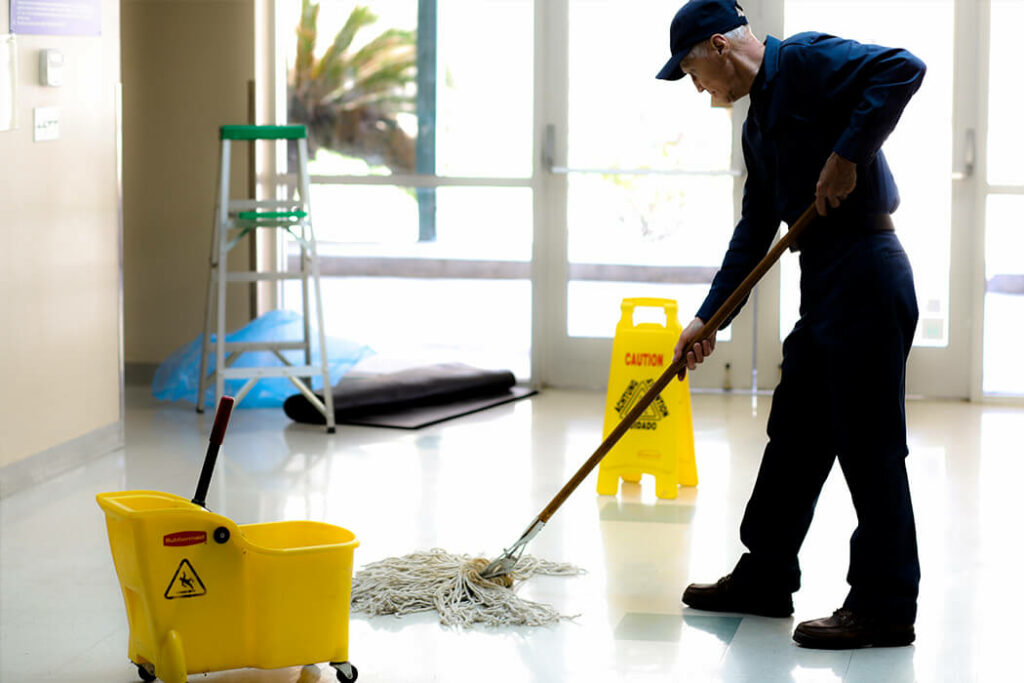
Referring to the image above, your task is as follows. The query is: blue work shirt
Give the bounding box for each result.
[696,32,926,328]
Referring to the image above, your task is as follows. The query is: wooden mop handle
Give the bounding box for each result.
[536,203,818,524]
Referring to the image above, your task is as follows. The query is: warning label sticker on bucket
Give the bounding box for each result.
[614,379,669,430]
[164,559,207,600]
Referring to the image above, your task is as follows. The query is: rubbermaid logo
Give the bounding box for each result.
[163,531,207,547]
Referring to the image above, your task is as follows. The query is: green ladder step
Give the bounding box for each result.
[220,124,307,141]
[237,210,308,221]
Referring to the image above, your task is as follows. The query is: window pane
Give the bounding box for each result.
[282,0,532,178]
[568,0,732,172]
[982,195,1024,395]
[285,277,532,379]
[308,185,532,261]
[565,1,736,339]
[286,186,532,377]
[436,0,533,177]
[987,0,1024,186]
[782,1,953,347]
[566,173,734,339]
[568,174,734,267]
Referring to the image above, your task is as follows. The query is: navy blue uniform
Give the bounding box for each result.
[697,33,926,623]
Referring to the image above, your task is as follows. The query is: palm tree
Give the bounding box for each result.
[289,1,418,173]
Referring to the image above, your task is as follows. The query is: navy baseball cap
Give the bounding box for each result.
[656,0,748,81]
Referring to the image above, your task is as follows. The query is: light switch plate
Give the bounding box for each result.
[33,106,59,141]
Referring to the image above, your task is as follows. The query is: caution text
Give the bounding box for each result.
[624,352,664,367]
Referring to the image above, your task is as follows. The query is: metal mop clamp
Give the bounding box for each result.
[480,204,819,580]
[192,396,236,509]
[479,517,547,579]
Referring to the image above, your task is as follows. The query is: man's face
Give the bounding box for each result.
[680,39,738,107]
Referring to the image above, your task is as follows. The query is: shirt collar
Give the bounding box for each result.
[762,34,782,84]
[750,34,780,109]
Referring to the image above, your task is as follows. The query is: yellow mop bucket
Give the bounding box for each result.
[597,298,697,499]
[97,398,359,683]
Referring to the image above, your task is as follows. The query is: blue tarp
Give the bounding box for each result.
[153,310,373,408]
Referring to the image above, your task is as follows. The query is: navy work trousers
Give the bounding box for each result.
[731,228,921,624]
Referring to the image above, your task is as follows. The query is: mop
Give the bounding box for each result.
[350,204,819,628]
[351,549,584,628]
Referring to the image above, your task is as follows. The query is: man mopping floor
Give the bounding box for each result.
[657,0,925,649]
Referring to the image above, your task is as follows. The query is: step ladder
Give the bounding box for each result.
[196,124,336,432]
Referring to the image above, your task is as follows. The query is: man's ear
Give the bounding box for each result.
[711,34,728,56]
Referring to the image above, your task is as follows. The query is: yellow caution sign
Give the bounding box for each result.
[597,298,697,499]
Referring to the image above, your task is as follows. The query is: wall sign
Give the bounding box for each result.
[10,0,102,36]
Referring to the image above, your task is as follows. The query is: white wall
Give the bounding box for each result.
[1,0,255,474]
[0,2,122,469]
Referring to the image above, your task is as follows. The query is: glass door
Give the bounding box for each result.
[779,0,967,398]
[539,0,969,396]
[538,0,1003,397]
[539,0,749,390]
[979,0,1024,398]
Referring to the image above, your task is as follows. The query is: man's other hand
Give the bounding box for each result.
[815,152,857,215]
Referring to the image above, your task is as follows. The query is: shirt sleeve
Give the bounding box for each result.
[695,126,781,329]
[803,36,927,165]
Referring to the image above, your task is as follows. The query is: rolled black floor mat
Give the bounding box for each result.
[284,362,526,427]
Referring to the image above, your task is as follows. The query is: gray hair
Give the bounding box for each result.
[682,24,755,63]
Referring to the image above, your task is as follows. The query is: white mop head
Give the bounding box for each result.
[350,548,584,628]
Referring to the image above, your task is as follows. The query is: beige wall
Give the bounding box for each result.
[1,0,256,470]
[122,0,254,365]
[0,3,122,467]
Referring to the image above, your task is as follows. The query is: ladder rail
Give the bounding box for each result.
[196,127,337,433]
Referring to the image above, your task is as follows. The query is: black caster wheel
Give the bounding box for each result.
[332,661,358,682]
[136,663,157,682]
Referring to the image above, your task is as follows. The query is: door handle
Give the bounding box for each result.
[952,128,975,180]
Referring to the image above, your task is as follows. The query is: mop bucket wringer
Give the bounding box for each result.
[97,398,360,683]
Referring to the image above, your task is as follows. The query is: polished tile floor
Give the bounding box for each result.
[2,385,1022,682]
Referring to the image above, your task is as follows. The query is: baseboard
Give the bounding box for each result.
[0,421,124,499]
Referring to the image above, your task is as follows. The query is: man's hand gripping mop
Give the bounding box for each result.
[351,205,818,628]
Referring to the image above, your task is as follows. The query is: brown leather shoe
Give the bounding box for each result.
[794,609,915,649]
[682,574,794,618]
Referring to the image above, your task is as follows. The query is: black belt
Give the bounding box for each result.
[792,213,894,252]
[867,213,895,232]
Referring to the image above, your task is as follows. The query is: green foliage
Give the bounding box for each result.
[289,1,418,172]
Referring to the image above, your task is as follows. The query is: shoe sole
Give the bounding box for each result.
[793,630,915,649]
[682,596,793,618]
